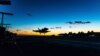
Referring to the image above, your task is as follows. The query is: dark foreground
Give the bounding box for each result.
[0,37,100,56]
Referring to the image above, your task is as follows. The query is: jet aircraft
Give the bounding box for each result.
[33,28,50,34]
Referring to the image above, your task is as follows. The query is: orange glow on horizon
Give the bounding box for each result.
[9,28,100,36]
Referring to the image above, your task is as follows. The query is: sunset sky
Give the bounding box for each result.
[0,0,100,35]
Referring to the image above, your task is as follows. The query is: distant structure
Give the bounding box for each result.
[33,28,50,34]
[58,31,100,38]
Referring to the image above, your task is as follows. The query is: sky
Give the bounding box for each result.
[0,0,100,35]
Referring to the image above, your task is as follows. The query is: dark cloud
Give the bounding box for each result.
[55,27,62,29]
[66,21,91,24]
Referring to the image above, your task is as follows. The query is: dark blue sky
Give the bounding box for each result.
[0,0,100,35]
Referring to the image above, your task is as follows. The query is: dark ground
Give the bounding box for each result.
[0,37,100,56]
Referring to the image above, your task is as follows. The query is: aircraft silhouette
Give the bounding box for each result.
[33,28,50,34]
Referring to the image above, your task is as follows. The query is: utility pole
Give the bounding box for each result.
[0,12,13,27]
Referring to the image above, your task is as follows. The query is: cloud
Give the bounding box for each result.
[66,21,91,24]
